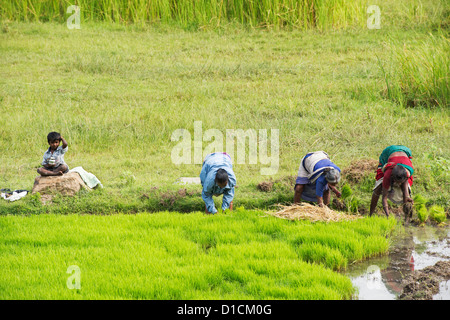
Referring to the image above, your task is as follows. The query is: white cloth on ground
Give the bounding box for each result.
[1,190,28,201]
[69,167,103,189]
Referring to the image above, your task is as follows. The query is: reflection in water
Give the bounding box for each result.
[434,280,450,300]
[344,225,450,300]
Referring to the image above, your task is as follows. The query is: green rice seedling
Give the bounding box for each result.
[0,210,397,299]
[413,194,428,210]
[349,197,361,213]
[417,205,429,225]
[341,184,353,200]
[429,205,447,225]
[338,184,361,214]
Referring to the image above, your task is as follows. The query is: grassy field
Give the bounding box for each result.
[0,208,397,299]
[0,20,448,215]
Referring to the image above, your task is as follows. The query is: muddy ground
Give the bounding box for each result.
[400,260,450,300]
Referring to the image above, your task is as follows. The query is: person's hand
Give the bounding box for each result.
[404,197,413,203]
[383,205,390,217]
[335,191,342,198]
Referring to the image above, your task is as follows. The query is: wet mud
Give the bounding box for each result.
[344,225,450,300]
[399,260,450,300]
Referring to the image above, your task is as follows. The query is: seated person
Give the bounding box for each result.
[200,152,236,214]
[294,151,342,207]
[37,132,69,176]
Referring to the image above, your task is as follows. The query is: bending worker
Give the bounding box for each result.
[200,152,237,214]
[294,151,342,207]
[369,145,414,218]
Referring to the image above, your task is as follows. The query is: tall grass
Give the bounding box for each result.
[2,0,447,29]
[378,34,449,108]
[0,0,369,29]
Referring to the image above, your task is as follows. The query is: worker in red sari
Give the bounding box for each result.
[369,145,414,218]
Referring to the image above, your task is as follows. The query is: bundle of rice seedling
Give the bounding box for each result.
[267,203,362,223]
[429,205,447,225]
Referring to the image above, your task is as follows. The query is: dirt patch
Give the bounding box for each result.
[342,158,378,184]
[257,176,296,192]
[389,205,404,217]
[177,188,187,197]
[158,188,200,206]
[160,189,187,206]
[159,192,177,206]
[139,193,150,200]
[40,194,54,205]
[399,260,450,300]
[188,190,200,196]
[403,202,413,223]
[332,198,347,211]
[257,181,274,192]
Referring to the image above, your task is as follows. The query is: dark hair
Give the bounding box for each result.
[47,131,61,143]
[215,169,229,185]
[391,165,408,185]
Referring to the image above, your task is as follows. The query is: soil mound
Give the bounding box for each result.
[159,188,200,206]
[257,181,274,192]
[342,158,378,183]
[399,260,450,300]
[32,172,88,203]
[257,176,295,192]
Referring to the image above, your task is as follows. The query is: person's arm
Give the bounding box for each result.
[402,181,413,203]
[316,176,327,207]
[317,196,325,207]
[222,187,234,211]
[370,184,382,216]
[381,187,390,217]
[202,188,217,214]
[60,136,68,150]
[294,184,304,204]
[328,184,341,198]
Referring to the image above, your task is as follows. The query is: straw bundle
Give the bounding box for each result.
[267,203,362,223]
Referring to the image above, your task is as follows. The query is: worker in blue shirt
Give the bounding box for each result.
[200,152,237,214]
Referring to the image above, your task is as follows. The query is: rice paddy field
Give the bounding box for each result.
[0,208,397,299]
[0,0,449,300]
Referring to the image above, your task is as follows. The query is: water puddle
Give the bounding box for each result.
[344,225,450,300]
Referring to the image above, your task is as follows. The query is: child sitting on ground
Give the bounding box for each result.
[37,132,69,176]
